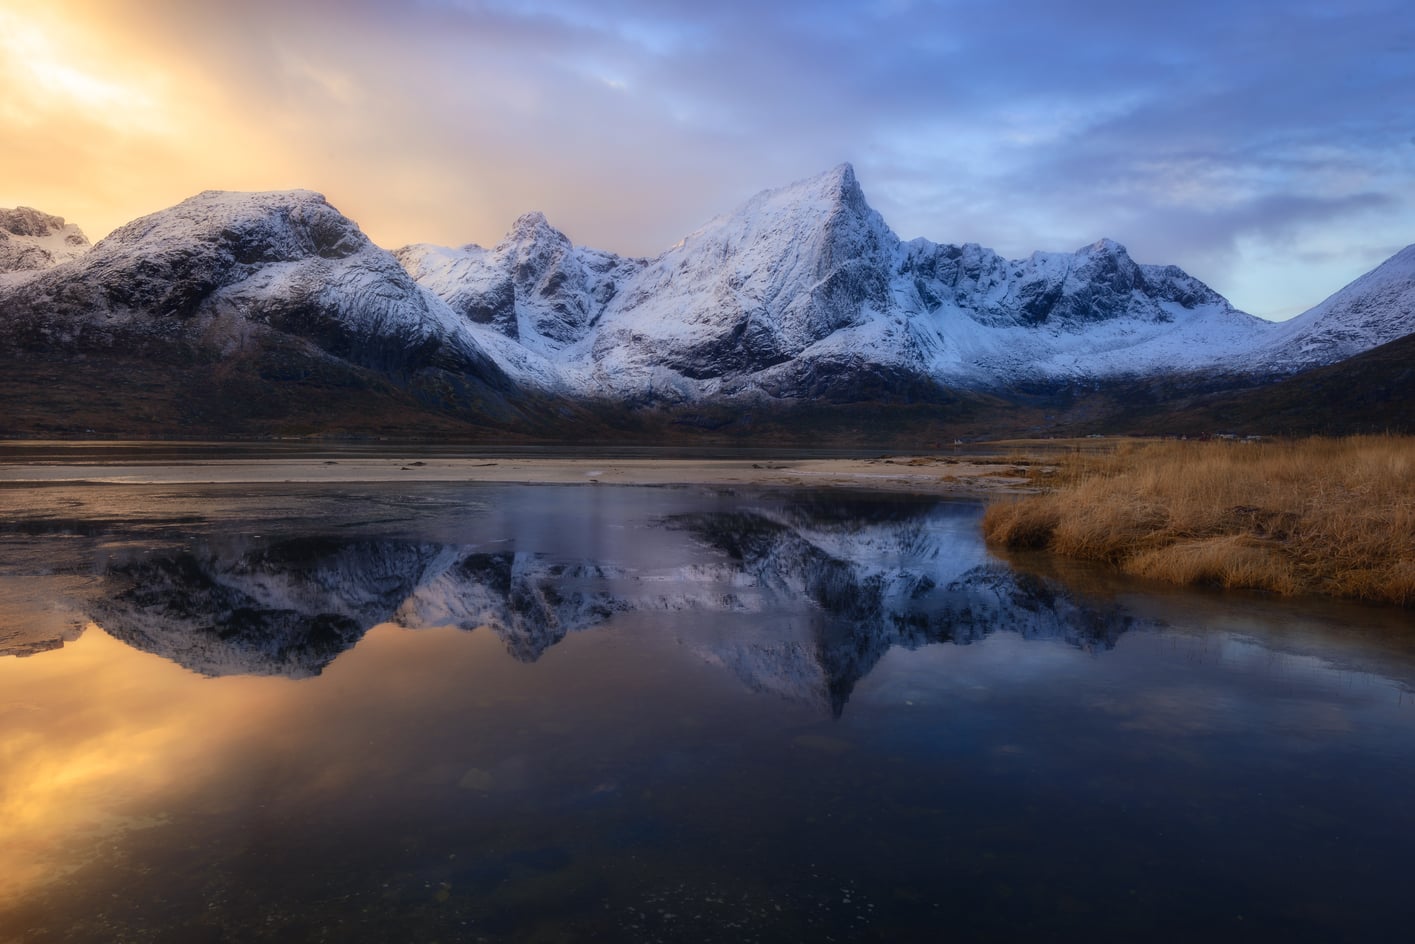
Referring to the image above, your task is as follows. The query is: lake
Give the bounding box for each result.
[2,479,1413,942]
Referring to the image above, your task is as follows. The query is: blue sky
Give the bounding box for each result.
[3,0,1412,319]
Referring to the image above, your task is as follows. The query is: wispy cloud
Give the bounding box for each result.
[0,0,1411,319]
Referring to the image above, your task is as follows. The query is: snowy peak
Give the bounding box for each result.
[754,162,872,230]
[832,161,865,205]
[904,233,1236,334]
[489,212,643,351]
[54,189,406,328]
[398,210,641,355]
[1,206,79,239]
[681,162,889,265]
[495,211,580,297]
[0,206,90,273]
[789,161,866,209]
[94,189,370,264]
[5,167,1412,425]
[396,164,909,396]
[1082,236,1127,255]
[502,210,571,253]
[579,164,901,389]
[52,188,385,322]
[0,189,508,384]
[1070,237,1140,287]
[1265,243,1415,368]
[394,164,1298,397]
[1063,238,1165,319]
[1380,242,1415,274]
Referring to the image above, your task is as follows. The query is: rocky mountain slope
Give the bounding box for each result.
[1,167,1411,438]
[2,190,503,375]
[0,190,527,436]
[1257,243,1415,370]
[0,207,90,275]
[404,165,1297,401]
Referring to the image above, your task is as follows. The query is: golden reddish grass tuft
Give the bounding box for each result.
[982,436,1415,606]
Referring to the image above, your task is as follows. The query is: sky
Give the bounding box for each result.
[1,0,1412,321]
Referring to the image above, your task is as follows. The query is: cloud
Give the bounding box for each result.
[0,0,1411,317]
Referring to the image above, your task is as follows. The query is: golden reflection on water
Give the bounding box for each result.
[0,616,648,917]
[0,625,297,907]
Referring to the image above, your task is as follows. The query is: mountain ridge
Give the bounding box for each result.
[394,164,1408,401]
[0,207,90,276]
[1,166,1411,439]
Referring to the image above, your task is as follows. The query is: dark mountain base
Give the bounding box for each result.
[981,335,1415,438]
[4,337,1411,443]
[0,344,526,441]
[0,356,1041,444]
[1147,333,1415,436]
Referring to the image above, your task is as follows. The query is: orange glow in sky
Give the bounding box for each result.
[0,2,309,241]
[1,0,1411,319]
[0,0,672,254]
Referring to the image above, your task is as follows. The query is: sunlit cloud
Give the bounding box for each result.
[0,9,167,134]
[0,0,1411,319]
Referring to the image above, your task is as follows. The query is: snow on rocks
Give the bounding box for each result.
[1255,243,1415,371]
[0,207,90,275]
[5,169,1412,403]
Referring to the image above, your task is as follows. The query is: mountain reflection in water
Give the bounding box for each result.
[88,496,1137,714]
[5,483,1415,943]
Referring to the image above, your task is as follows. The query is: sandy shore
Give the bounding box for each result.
[0,455,1040,494]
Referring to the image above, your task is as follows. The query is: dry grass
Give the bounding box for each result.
[982,436,1415,606]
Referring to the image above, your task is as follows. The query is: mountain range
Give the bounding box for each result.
[3,165,1411,441]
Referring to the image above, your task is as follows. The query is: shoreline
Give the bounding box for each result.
[982,436,1415,607]
[0,455,1041,495]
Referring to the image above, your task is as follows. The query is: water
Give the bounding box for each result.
[2,481,1413,942]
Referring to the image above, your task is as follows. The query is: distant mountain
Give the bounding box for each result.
[403,165,1277,401]
[0,207,89,274]
[1257,244,1415,370]
[398,211,643,356]
[2,190,505,375]
[0,191,524,436]
[1,169,1411,439]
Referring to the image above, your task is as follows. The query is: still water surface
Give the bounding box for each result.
[1,482,1413,942]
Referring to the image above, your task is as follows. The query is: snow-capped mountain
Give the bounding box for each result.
[398,164,1409,400]
[0,207,90,276]
[397,211,643,355]
[396,210,646,390]
[573,164,902,399]
[2,168,1411,436]
[0,190,508,383]
[897,235,1270,383]
[1256,243,1415,370]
